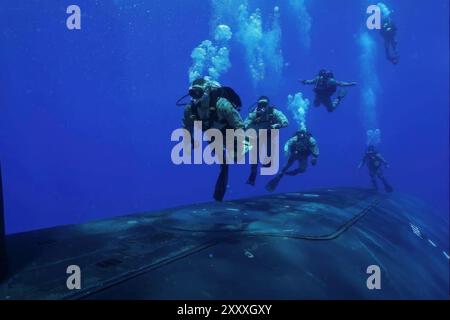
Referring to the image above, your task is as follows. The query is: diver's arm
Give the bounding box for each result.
[300,77,317,85]
[219,100,248,158]
[309,137,319,158]
[309,137,319,165]
[271,109,289,129]
[358,155,367,169]
[335,80,357,87]
[182,105,196,149]
[244,111,256,129]
[378,154,390,168]
[182,105,194,133]
[219,99,245,129]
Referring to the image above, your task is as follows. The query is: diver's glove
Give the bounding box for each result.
[311,157,318,166]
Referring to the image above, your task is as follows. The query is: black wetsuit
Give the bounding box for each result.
[281,140,313,176]
[313,77,339,112]
[361,151,393,192]
[303,76,355,112]
[380,21,399,64]
[183,93,244,202]
[266,133,318,192]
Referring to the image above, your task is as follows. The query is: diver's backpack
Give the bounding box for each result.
[314,76,337,95]
[190,86,242,131]
[291,132,313,154]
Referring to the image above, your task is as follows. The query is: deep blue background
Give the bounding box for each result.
[0,0,448,234]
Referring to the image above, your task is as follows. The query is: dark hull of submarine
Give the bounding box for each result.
[0,187,448,300]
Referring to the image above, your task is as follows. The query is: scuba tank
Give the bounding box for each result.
[314,71,337,95]
[314,75,327,92]
[0,163,7,282]
[291,132,312,155]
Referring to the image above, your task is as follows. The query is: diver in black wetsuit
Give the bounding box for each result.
[359,145,393,193]
[266,130,319,192]
[380,19,400,65]
[301,70,357,113]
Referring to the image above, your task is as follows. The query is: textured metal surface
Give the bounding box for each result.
[0,188,448,300]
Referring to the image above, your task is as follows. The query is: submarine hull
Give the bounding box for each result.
[0,188,448,300]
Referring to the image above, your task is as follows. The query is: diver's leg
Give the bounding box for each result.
[314,95,321,108]
[299,157,308,173]
[325,97,335,113]
[391,41,400,64]
[331,89,348,111]
[386,40,399,64]
[262,131,272,168]
[384,39,391,60]
[214,162,229,202]
[370,171,378,191]
[266,157,296,192]
[267,131,272,157]
[247,164,258,186]
[378,171,393,193]
[247,136,260,185]
[391,38,398,52]
[280,156,297,175]
[285,157,308,176]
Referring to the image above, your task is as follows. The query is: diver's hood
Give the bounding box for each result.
[189,78,221,94]
[257,96,270,104]
[177,79,241,109]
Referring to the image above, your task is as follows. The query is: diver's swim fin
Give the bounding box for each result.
[214,164,229,202]
[265,175,283,193]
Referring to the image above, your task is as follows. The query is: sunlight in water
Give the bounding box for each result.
[289,0,312,49]
[358,31,381,145]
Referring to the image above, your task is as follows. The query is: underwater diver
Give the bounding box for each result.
[244,96,289,186]
[380,19,400,65]
[181,77,244,202]
[301,70,357,112]
[266,130,319,192]
[358,145,393,193]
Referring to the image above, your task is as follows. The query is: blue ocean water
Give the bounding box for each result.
[0,0,448,234]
